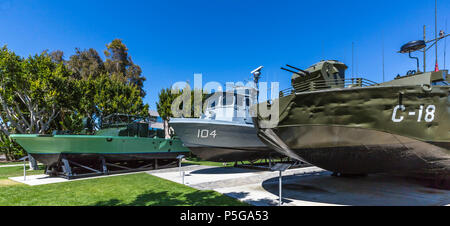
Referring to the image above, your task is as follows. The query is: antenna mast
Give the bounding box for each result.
[382,33,385,82]
[352,42,354,79]
[445,18,447,70]
[435,0,439,71]
[423,25,426,72]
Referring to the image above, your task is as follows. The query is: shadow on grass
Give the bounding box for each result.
[93,190,247,206]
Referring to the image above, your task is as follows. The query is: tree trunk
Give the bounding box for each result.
[3,153,10,162]
[28,154,38,170]
[164,120,170,139]
[5,152,11,161]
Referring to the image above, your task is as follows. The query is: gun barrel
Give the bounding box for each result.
[286,64,311,76]
[281,67,304,76]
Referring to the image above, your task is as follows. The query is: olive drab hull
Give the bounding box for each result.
[256,79,450,179]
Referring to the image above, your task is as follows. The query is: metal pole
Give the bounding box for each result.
[279,171,282,206]
[179,159,182,176]
[382,32,385,82]
[445,19,447,70]
[424,25,427,72]
[435,0,438,69]
[182,171,185,185]
[352,42,354,79]
[23,159,26,181]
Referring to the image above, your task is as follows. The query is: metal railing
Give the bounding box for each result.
[279,78,378,97]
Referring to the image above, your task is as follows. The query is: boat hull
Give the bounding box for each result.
[170,119,281,162]
[10,135,190,166]
[256,85,450,179]
[273,125,450,176]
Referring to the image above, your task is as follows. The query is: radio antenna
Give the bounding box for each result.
[435,0,439,71]
[423,25,427,72]
[352,42,355,79]
[382,32,385,82]
[445,18,447,70]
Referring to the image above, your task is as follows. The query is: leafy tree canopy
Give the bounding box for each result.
[0,40,149,160]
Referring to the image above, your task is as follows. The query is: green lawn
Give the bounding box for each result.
[0,161,23,166]
[0,171,248,206]
[0,158,255,206]
[0,165,45,179]
[0,161,45,166]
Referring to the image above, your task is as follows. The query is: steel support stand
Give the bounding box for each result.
[61,156,73,179]
[101,156,108,174]
[69,160,101,173]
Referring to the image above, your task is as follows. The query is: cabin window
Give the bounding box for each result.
[222,95,234,106]
[432,81,448,86]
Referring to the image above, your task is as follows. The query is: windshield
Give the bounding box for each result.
[432,81,449,86]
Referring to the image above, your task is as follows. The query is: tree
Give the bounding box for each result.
[67,48,105,80]
[156,87,208,138]
[0,41,150,165]
[92,74,149,120]
[0,132,25,161]
[104,39,146,97]
[50,50,64,64]
[156,88,179,138]
[0,47,72,168]
[0,50,70,135]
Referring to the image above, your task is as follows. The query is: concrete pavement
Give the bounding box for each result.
[7,163,450,206]
[148,164,450,206]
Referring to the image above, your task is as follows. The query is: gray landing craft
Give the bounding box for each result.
[170,87,281,162]
[254,39,450,184]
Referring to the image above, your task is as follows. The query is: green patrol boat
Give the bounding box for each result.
[254,39,450,187]
[10,114,190,178]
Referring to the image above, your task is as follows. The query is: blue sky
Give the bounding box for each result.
[0,0,449,109]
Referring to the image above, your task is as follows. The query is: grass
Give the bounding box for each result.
[0,165,45,179]
[0,172,248,206]
[0,161,24,165]
[0,157,255,206]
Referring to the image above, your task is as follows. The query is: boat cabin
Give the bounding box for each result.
[202,87,256,124]
[96,114,165,138]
